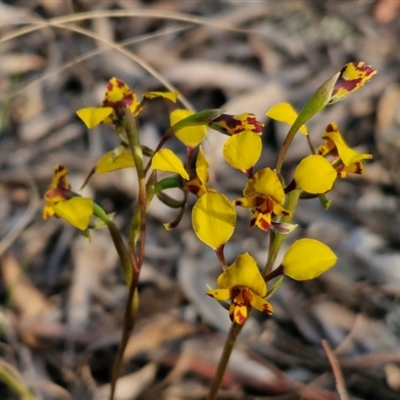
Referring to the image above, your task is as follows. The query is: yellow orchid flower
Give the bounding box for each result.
[207,253,273,324]
[317,123,372,178]
[43,165,93,230]
[77,77,177,129]
[234,168,291,231]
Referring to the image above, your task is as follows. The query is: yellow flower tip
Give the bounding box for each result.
[265,103,308,135]
[103,77,137,109]
[163,221,174,231]
[294,155,337,194]
[44,164,72,202]
[170,109,207,147]
[42,204,55,220]
[282,238,337,280]
[144,90,178,103]
[206,288,230,301]
[330,62,376,104]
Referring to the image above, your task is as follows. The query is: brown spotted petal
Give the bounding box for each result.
[330,62,376,105]
[209,113,264,135]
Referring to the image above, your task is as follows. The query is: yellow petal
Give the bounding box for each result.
[192,192,236,250]
[249,293,273,315]
[53,197,93,230]
[76,107,113,129]
[330,62,377,104]
[196,146,209,185]
[266,103,308,135]
[232,304,248,324]
[223,131,262,172]
[217,253,266,297]
[324,123,372,166]
[143,91,178,102]
[170,109,206,147]
[233,193,260,208]
[96,150,135,173]
[207,288,231,301]
[250,168,285,205]
[104,77,137,106]
[151,148,189,180]
[44,164,71,202]
[294,155,337,194]
[282,238,337,280]
[43,203,55,219]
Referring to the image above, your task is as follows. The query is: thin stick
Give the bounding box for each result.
[0,9,262,45]
[0,25,192,104]
[46,21,194,111]
[322,339,349,400]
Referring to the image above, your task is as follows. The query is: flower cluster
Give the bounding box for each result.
[43,61,375,328]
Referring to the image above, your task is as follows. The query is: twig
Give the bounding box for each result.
[322,339,349,400]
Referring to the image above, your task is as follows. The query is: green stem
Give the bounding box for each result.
[124,108,147,266]
[106,220,132,285]
[109,109,146,400]
[275,123,299,175]
[109,273,139,400]
[275,73,338,174]
[143,129,172,175]
[263,189,301,277]
[0,365,36,400]
[206,322,243,400]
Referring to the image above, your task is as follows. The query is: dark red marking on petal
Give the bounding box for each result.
[325,123,337,133]
[55,165,67,174]
[115,79,126,88]
[235,308,246,324]
[257,216,270,231]
[246,115,264,133]
[332,77,362,97]
[263,303,273,315]
[354,161,363,174]
[213,114,243,134]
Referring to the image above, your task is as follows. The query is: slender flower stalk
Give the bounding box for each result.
[264,189,301,277]
[206,322,243,400]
